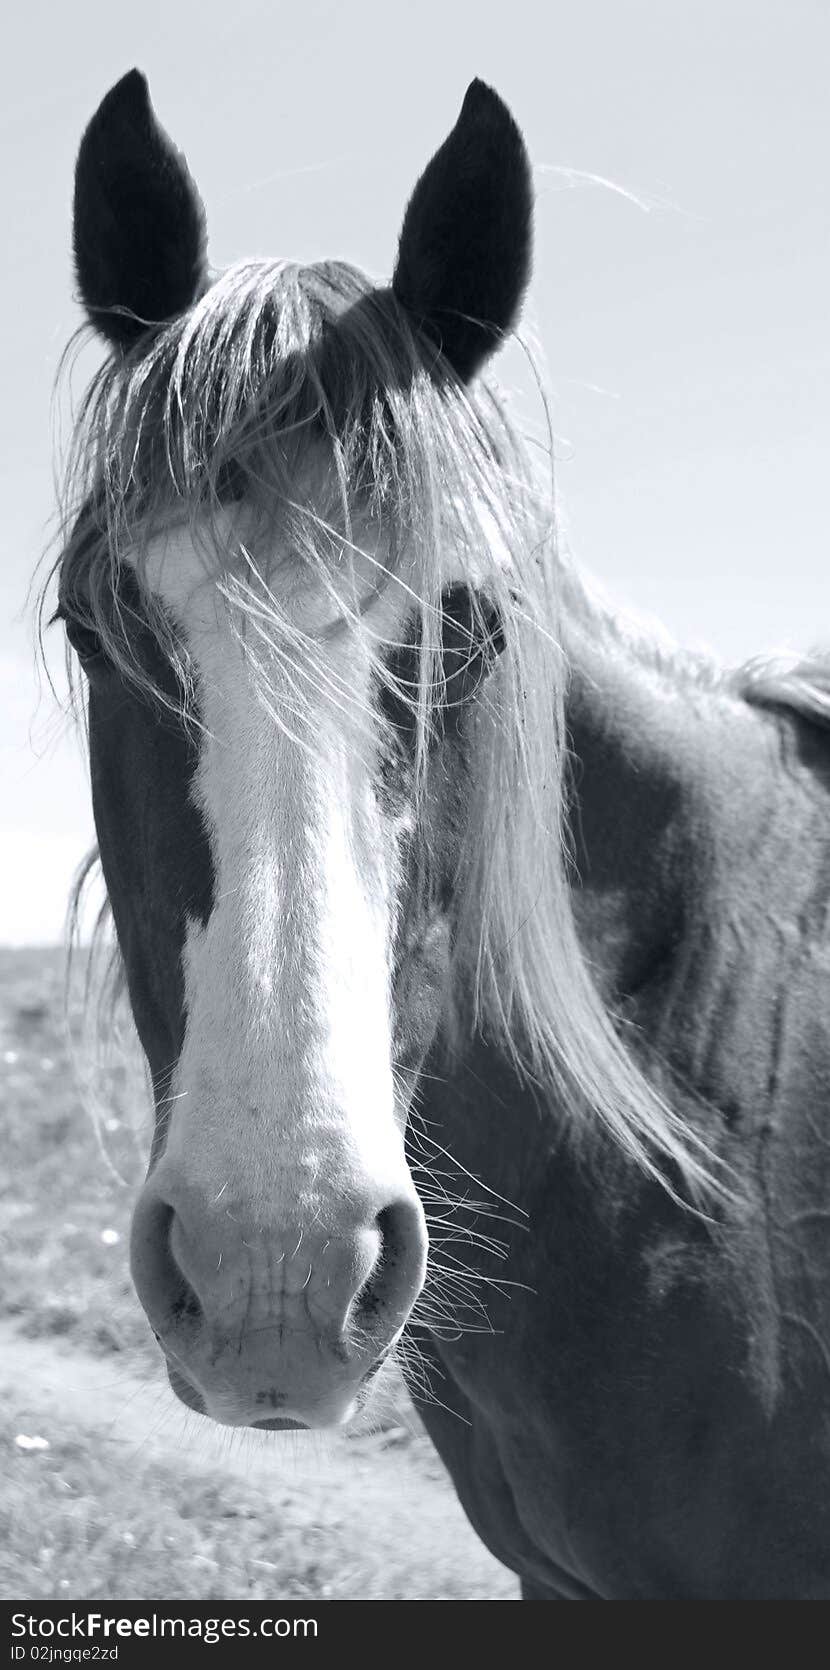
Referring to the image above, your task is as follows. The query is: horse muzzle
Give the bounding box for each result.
[129,1168,428,1429]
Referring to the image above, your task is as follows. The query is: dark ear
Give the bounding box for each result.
[392,80,533,382]
[73,69,208,349]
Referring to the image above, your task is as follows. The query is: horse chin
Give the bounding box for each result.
[165,1363,310,1430]
[163,1356,361,1433]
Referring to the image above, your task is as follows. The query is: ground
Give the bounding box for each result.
[0,948,515,1602]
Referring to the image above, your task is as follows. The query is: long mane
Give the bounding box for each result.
[49,256,740,1202]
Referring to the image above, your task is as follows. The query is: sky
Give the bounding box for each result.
[1,0,828,942]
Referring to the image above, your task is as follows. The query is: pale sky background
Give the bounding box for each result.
[1,0,828,943]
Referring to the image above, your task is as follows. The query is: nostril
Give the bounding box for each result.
[376,1204,401,1267]
[130,1193,203,1337]
[165,1206,204,1324]
[355,1196,428,1336]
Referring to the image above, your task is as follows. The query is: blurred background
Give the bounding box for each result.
[0,0,827,1601]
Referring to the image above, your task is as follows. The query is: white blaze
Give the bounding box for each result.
[136,522,406,1224]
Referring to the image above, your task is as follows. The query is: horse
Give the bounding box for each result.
[47,69,830,1599]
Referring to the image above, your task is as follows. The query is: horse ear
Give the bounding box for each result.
[73,69,208,349]
[392,80,533,382]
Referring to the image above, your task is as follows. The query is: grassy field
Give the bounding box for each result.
[0,947,516,1602]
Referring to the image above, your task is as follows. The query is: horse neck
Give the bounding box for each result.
[560,599,764,1003]
[560,595,830,1176]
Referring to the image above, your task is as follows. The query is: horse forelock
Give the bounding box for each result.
[52,254,731,1204]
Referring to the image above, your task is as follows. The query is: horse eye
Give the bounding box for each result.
[64,616,104,668]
